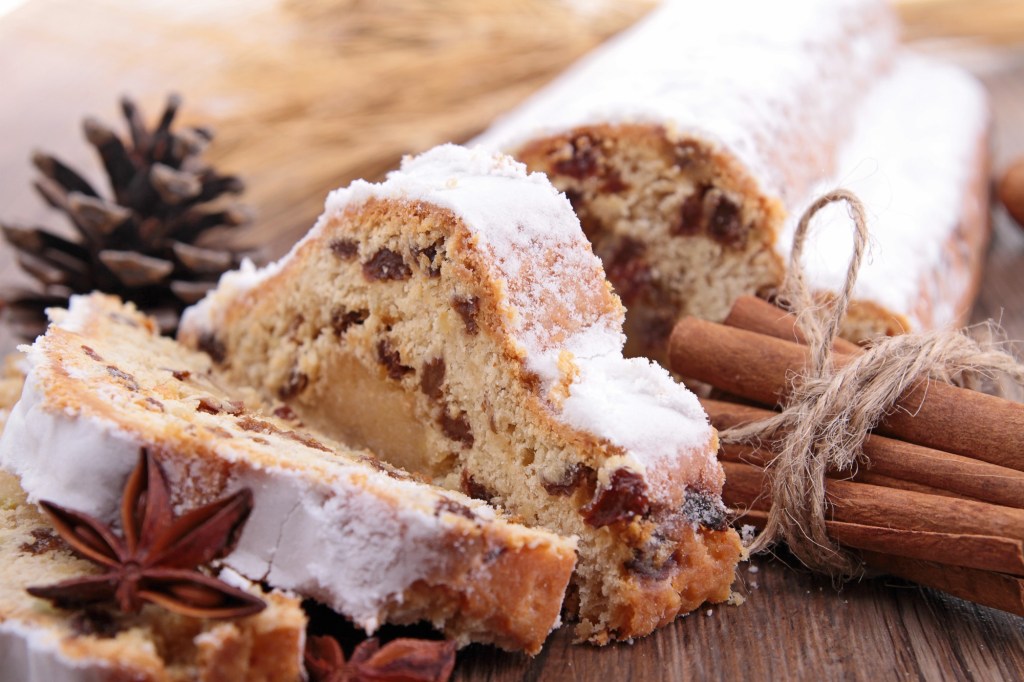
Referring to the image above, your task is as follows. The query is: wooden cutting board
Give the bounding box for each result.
[1,1,1023,678]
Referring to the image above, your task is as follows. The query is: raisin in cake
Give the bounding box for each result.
[0,469,306,682]
[476,0,989,361]
[0,294,576,655]
[178,144,742,643]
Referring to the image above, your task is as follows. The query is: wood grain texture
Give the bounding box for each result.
[0,3,1023,679]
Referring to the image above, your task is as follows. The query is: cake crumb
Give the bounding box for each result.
[739,524,758,546]
[705,609,713,617]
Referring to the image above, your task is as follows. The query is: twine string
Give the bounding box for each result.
[721,189,1024,578]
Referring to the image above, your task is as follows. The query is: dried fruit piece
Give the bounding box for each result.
[682,488,729,531]
[412,240,444,277]
[581,469,650,527]
[328,238,358,260]
[363,248,412,281]
[273,405,300,422]
[625,550,678,581]
[237,416,282,435]
[460,469,493,501]
[601,171,629,193]
[451,296,479,335]
[377,340,414,380]
[197,332,226,364]
[673,185,708,236]
[105,366,139,391]
[439,411,474,448]
[19,528,65,556]
[604,237,652,305]
[330,307,369,338]
[420,358,446,401]
[278,367,310,400]
[143,397,165,412]
[553,135,599,180]
[283,430,332,453]
[541,463,593,496]
[706,191,747,247]
[196,397,243,416]
[435,498,475,520]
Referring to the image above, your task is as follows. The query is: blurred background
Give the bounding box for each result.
[0,0,1022,347]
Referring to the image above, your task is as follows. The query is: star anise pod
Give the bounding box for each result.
[27,448,265,619]
[305,635,456,682]
[1,93,251,339]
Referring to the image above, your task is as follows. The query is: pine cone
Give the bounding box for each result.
[1,94,251,338]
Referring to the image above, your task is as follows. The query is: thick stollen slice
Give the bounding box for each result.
[477,0,988,359]
[0,469,306,682]
[179,144,743,643]
[0,294,576,654]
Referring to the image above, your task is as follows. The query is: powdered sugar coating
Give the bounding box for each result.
[778,54,989,330]
[562,354,710,464]
[476,0,898,203]
[184,144,715,484]
[0,618,114,682]
[0,369,139,518]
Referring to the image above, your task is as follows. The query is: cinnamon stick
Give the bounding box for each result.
[861,552,1024,618]
[702,398,1024,509]
[724,295,862,355]
[850,472,967,500]
[721,461,1024,546]
[670,316,1024,472]
[722,295,1024,471]
[720,442,983,502]
[736,510,1024,581]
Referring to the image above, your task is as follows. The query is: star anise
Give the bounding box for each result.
[305,635,456,682]
[27,448,265,619]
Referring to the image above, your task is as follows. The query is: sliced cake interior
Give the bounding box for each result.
[179,144,743,643]
[511,124,786,364]
[0,469,306,682]
[0,294,576,655]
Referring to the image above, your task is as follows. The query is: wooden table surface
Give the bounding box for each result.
[2,2,1024,680]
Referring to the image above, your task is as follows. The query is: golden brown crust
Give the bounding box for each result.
[591,526,742,643]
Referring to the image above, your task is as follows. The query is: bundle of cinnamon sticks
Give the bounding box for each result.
[670,295,1024,616]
